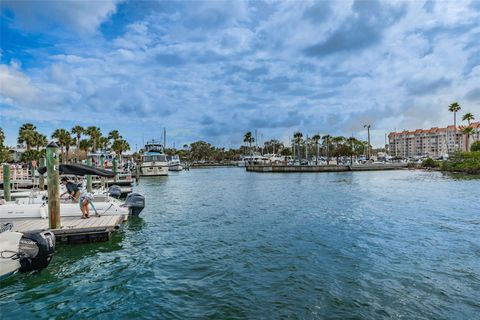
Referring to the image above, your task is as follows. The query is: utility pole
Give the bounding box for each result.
[364,124,371,160]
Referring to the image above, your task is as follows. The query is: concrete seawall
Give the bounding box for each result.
[246,163,408,173]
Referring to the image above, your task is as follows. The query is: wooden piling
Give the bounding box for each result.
[2,164,11,201]
[100,154,105,189]
[46,142,61,229]
[135,165,140,182]
[113,157,117,183]
[39,157,46,190]
[86,157,92,193]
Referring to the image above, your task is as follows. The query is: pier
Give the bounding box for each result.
[246,163,408,172]
[0,215,127,244]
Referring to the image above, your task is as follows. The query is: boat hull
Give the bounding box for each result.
[140,165,169,176]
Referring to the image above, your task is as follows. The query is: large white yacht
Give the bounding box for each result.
[140,140,169,176]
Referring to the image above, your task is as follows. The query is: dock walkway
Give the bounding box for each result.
[0,215,126,244]
[246,163,408,173]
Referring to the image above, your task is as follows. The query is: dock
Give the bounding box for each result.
[246,163,408,173]
[1,215,127,244]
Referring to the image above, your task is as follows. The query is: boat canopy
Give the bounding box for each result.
[37,164,115,177]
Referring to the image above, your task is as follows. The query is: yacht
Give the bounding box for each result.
[140,140,169,176]
[237,153,269,166]
[168,155,183,171]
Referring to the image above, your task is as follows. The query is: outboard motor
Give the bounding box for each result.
[108,185,122,199]
[125,193,145,216]
[18,231,55,272]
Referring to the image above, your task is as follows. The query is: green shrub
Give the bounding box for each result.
[421,158,438,168]
[441,151,480,174]
[471,141,480,152]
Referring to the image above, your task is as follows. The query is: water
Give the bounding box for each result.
[1,168,479,319]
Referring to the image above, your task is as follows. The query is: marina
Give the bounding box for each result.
[1,168,479,318]
[1,0,480,318]
[246,163,408,172]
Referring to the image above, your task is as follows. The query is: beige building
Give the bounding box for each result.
[388,122,480,158]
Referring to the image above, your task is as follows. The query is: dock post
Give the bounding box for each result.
[100,154,105,189]
[86,157,92,193]
[46,142,61,229]
[39,157,46,190]
[135,165,140,182]
[113,157,117,183]
[2,164,11,201]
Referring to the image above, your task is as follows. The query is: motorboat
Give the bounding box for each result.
[140,140,169,176]
[0,223,55,280]
[168,155,183,171]
[237,153,269,166]
[0,164,146,219]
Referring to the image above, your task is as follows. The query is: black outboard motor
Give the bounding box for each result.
[125,193,145,216]
[108,185,122,199]
[18,231,55,272]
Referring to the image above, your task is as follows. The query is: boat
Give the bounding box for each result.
[140,140,169,176]
[0,223,55,280]
[0,164,146,219]
[237,153,269,166]
[168,155,183,171]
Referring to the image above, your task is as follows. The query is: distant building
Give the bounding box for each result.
[388,122,480,158]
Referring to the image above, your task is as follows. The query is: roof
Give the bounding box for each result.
[388,122,480,137]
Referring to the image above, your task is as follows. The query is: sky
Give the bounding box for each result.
[1,0,479,149]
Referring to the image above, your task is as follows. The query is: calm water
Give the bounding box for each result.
[1,168,479,319]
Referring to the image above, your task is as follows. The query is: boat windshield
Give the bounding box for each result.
[143,155,167,162]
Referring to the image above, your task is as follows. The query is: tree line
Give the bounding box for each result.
[0,123,130,163]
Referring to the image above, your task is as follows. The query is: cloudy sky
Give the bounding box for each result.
[1,0,479,149]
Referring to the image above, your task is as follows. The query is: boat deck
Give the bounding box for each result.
[0,215,127,244]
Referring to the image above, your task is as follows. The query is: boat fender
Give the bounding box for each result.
[18,231,55,272]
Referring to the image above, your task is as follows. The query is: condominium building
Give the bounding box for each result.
[388,122,480,158]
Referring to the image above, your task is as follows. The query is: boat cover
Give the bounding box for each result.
[37,164,115,177]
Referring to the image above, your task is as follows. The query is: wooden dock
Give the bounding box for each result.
[246,163,409,173]
[0,215,127,244]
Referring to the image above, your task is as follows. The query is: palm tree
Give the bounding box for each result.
[346,137,357,164]
[71,125,84,161]
[79,139,91,155]
[448,102,461,150]
[243,132,255,157]
[111,139,130,160]
[33,132,47,151]
[322,135,331,165]
[86,126,101,152]
[462,112,475,125]
[108,130,121,141]
[332,136,345,164]
[293,132,303,162]
[462,127,475,152]
[98,136,109,152]
[51,128,71,163]
[18,123,38,150]
[312,134,321,165]
[64,135,75,163]
[0,127,5,148]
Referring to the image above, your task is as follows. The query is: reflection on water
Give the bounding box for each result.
[1,168,479,319]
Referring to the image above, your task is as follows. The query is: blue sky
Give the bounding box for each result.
[1,0,479,149]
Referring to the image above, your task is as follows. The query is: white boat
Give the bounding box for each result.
[140,140,169,176]
[237,153,269,166]
[168,155,183,171]
[0,191,145,219]
[0,223,55,280]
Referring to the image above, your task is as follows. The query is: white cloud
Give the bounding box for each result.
[1,0,121,34]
